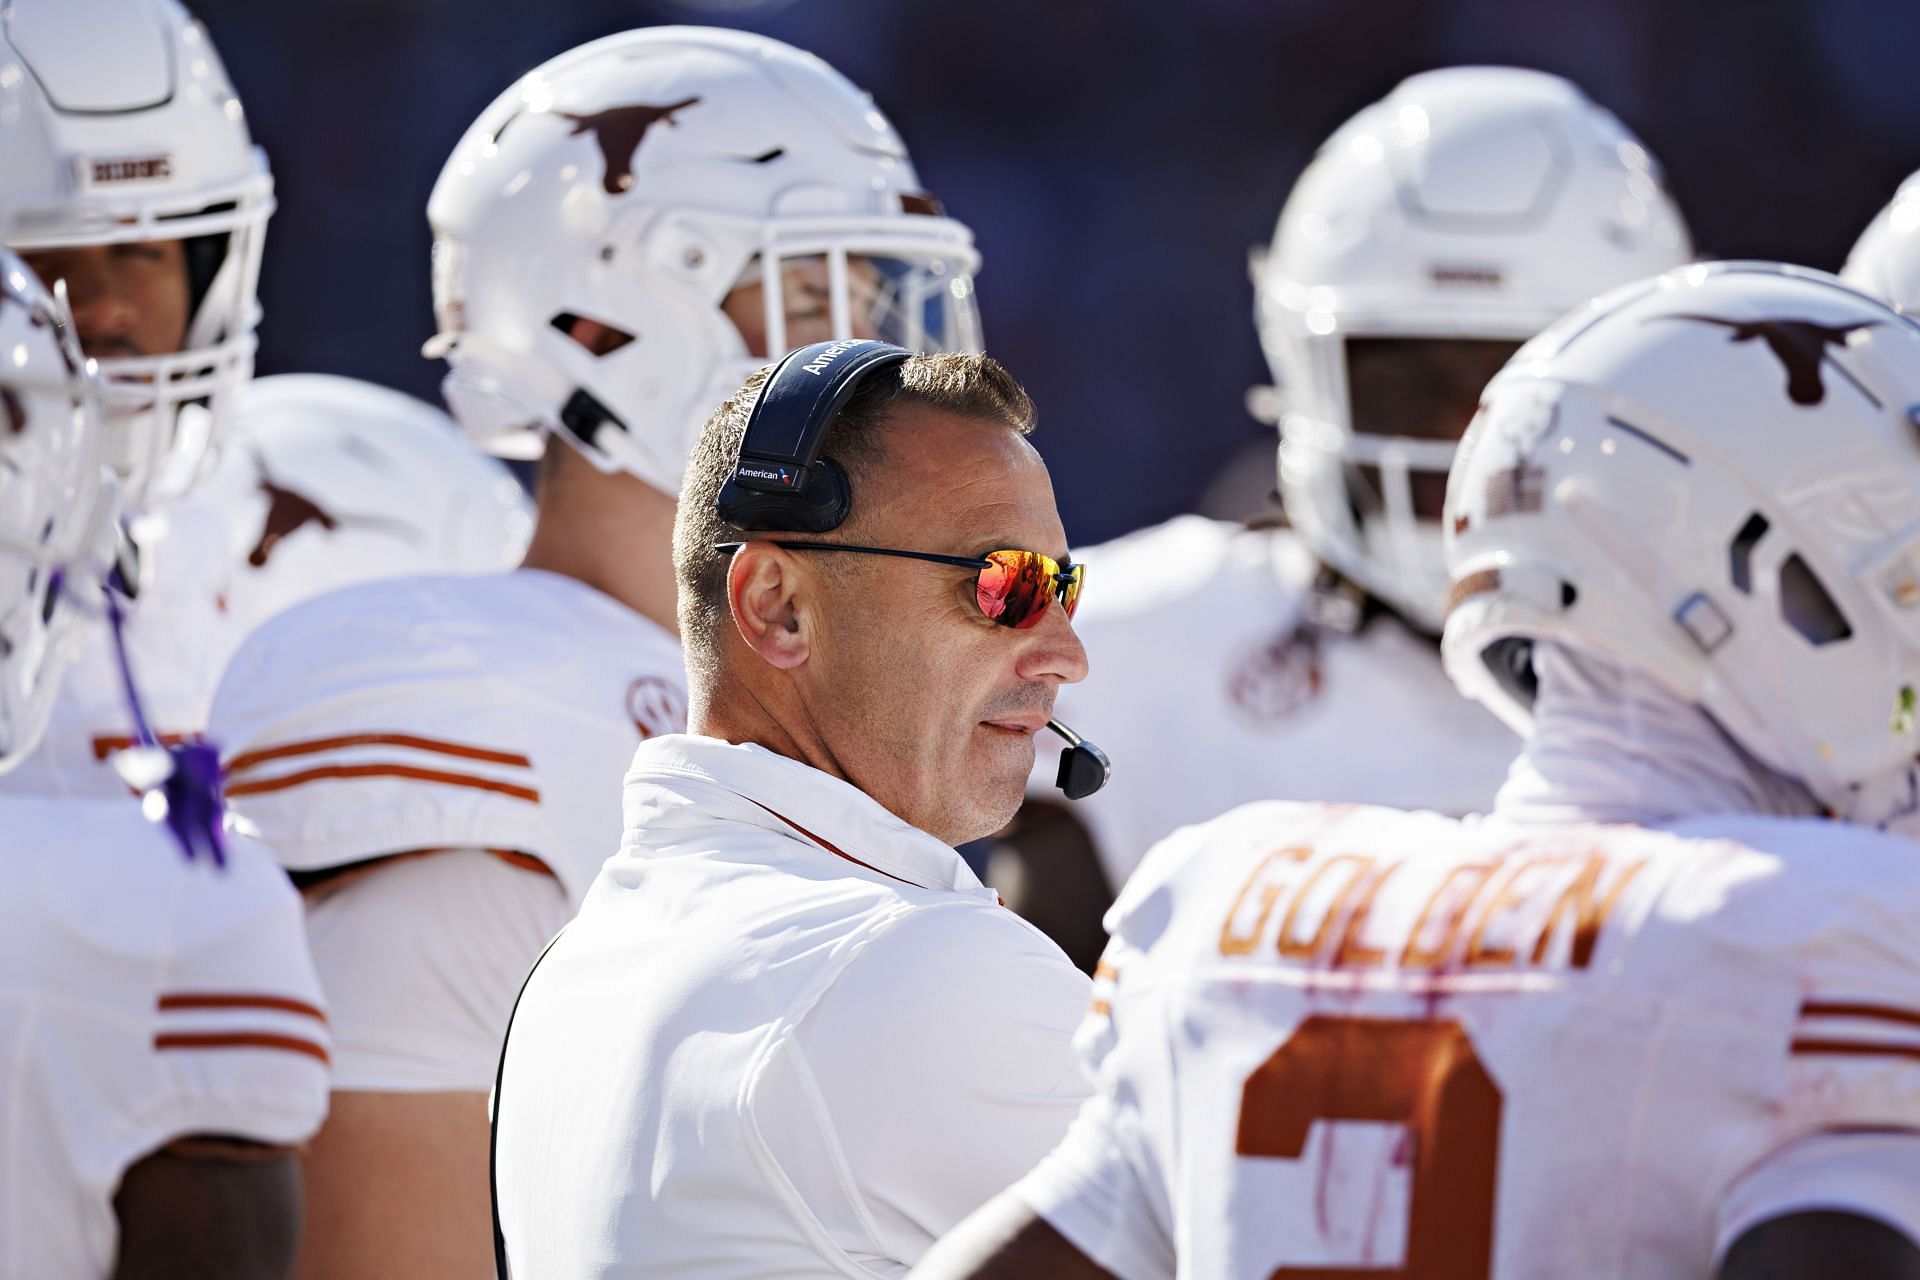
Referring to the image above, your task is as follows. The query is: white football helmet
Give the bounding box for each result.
[1256,66,1692,633]
[199,373,533,633]
[1445,261,1920,828]
[0,252,117,773]
[426,25,982,495]
[0,0,271,508]
[1841,169,1920,313]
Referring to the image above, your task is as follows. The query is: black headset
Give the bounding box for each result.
[715,337,911,532]
[715,338,1109,801]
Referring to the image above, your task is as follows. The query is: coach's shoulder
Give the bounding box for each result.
[845,896,1092,1032]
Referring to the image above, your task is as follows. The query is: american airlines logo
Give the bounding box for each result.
[802,340,865,375]
[1430,264,1504,288]
[86,154,173,184]
[738,462,797,487]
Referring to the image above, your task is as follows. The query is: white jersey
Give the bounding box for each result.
[209,568,686,907]
[1033,517,1516,888]
[1014,801,1920,1279]
[495,734,1090,1278]
[0,795,330,1277]
[0,499,244,799]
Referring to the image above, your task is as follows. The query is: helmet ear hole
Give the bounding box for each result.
[1481,636,1538,711]
[1779,554,1853,645]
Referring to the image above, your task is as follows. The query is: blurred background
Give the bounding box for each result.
[193,0,1920,546]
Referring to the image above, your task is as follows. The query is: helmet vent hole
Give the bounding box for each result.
[550,313,635,357]
[1729,513,1769,594]
[1780,554,1852,645]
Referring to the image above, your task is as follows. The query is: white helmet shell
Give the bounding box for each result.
[1841,169,1920,314]
[1444,261,1920,827]
[0,251,117,773]
[1256,66,1692,632]
[426,25,982,495]
[0,0,272,510]
[201,373,533,633]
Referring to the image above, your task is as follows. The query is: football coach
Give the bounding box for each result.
[492,342,1098,1277]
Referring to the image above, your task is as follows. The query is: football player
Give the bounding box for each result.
[3,5,523,1267]
[0,0,272,794]
[0,251,330,1277]
[0,0,531,798]
[208,28,983,1279]
[912,262,1920,1279]
[1842,168,1920,313]
[998,68,1693,970]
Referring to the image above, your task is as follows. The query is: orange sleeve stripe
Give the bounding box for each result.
[1093,959,1119,982]
[488,849,557,877]
[1792,1037,1920,1062]
[154,1032,330,1065]
[158,993,327,1023]
[1090,998,1112,1017]
[91,731,199,762]
[401,848,557,877]
[1801,1000,1920,1031]
[226,762,540,804]
[226,732,532,777]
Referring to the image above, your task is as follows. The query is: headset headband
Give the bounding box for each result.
[715,339,913,533]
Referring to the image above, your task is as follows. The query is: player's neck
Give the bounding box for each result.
[520,447,680,637]
[1495,641,1821,827]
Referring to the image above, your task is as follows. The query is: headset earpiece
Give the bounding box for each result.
[715,456,852,534]
[716,339,912,534]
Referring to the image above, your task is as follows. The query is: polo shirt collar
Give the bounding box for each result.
[625,733,990,896]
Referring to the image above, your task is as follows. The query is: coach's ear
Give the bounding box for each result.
[1717,1210,1920,1280]
[728,541,813,671]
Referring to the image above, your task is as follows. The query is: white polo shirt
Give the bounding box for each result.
[493,733,1092,1279]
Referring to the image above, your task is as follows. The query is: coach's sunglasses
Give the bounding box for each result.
[715,541,1083,629]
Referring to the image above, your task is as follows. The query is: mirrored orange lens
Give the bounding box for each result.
[978,550,1077,630]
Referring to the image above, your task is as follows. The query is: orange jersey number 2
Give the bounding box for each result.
[1236,1015,1502,1279]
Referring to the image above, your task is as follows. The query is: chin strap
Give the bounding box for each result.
[102,565,228,866]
